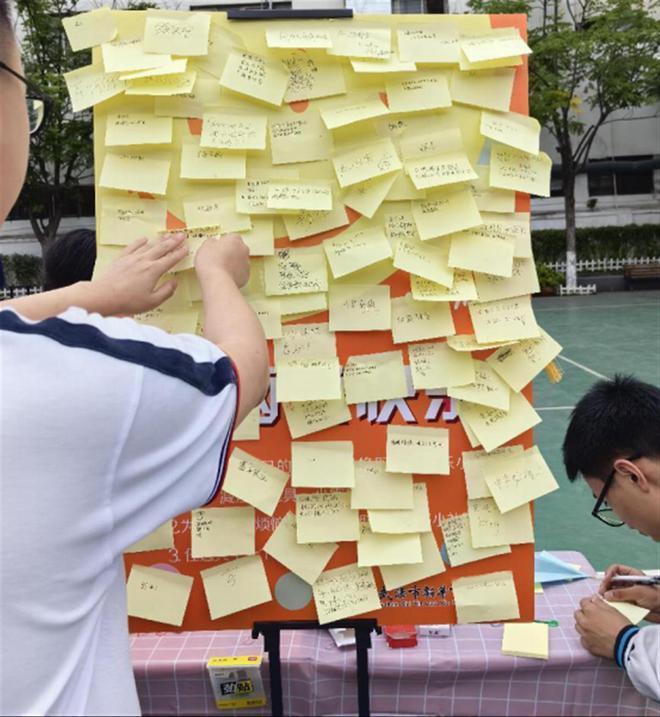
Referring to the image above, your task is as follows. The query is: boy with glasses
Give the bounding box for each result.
[563,375,660,701]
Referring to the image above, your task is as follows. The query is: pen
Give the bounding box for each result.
[611,575,660,586]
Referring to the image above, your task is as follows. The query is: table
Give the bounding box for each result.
[130,552,659,716]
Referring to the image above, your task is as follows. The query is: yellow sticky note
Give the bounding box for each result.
[277,358,342,403]
[408,341,475,391]
[64,64,124,113]
[105,112,173,147]
[449,229,515,279]
[406,151,478,191]
[143,11,211,56]
[342,173,398,219]
[386,71,451,114]
[440,512,511,568]
[535,583,544,594]
[343,350,408,405]
[125,521,174,554]
[453,570,520,624]
[397,25,460,63]
[468,498,534,548]
[274,322,336,362]
[459,52,522,72]
[124,71,197,97]
[220,50,290,107]
[488,328,562,393]
[481,110,540,156]
[411,271,479,303]
[264,513,338,585]
[469,295,540,344]
[270,110,333,166]
[382,203,418,242]
[100,151,171,196]
[201,555,272,620]
[101,38,171,74]
[450,68,515,112]
[284,201,350,241]
[386,425,450,476]
[502,623,549,660]
[283,51,346,103]
[249,297,282,340]
[328,284,391,333]
[183,190,251,232]
[606,600,650,624]
[241,218,275,257]
[412,188,482,240]
[394,235,454,287]
[296,491,360,544]
[222,448,289,517]
[119,59,188,81]
[321,94,389,130]
[400,127,464,161]
[350,459,414,511]
[126,565,193,627]
[234,407,260,442]
[462,445,524,500]
[180,143,246,181]
[474,258,540,302]
[63,7,117,52]
[266,26,332,48]
[323,226,392,279]
[490,144,552,197]
[134,307,199,334]
[313,563,382,624]
[100,194,167,246]
[380,530,446,591]
[263,247,328,296]
[369,482,431,534]
[200,111,267,151]
[292,441,355,489]
[280,292,328,317]
[283,398,351,440]
[267,181,333,212]
[329,26,391,59]
[470,166,516,214]
[386,172,426,200]
[391,293,456,344]
[155,77,221,118]
[461,31,531,64]
[448,360,511,411]
[236,174,298,216]
[333,138,402,188]
[448,333,517,352]
[485,446,559,513]
[358,524,423,567]
[460,392,541,453]
[350,55,417,73]
[191,507,255,559]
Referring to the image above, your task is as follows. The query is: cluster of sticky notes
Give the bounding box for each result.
[71,8,560,629]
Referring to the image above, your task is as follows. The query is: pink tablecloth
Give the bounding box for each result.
[130,552,659,716]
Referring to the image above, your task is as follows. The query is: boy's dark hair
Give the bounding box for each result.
[43,229,97,291]
[563,374,660,482]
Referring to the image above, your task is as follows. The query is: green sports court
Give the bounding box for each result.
[532,289,660,570]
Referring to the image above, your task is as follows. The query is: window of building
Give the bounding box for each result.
[587,155,654,197]
[191,2,292,10]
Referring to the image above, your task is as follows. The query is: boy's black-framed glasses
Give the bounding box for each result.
[591,454,641,527]
[0,60,52,135]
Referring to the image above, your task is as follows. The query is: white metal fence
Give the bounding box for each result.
[545,256,660,273]
[0,286,42,299]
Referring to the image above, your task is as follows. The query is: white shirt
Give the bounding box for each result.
[625,626,660,702]
[0,307,238,716]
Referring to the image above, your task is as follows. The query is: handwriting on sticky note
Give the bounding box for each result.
[399,127,463,161]
[264,513,338,585]
[105,112,173,146]
[313,563,382,624]
[450,68,515,112]
[350,459,414,511]
[343,173,398,219]
[267,181,333,211]
[201,111,267,151]
[452,570,520,624]
[447,360,511,411]
[144,11,211,56]
[222,448,289,517]
[283,399,351,440]
[283,200,349,241]
[368,482,432,534]
[343,350,408,405]
[328,284,391,332]
[296,491,360,544]
[391,293,455,344]
[269,111,333,165]
[481,110,540,156]
[449,228,515,278]
[332,138,402,188]
[468,497,534,548]
[183,189,251,232]
[276,358,342,403]
[191,506,255,559]
[63,7,117,52]
[462,445,524,500]
[468,295,540,344]
[406,151,478,191]
[100,194,167,246]
[125,71,197,97]
[321,94,389,130]
[394,235,453,287]
[330,27,391,59]
[408,341,475,391]
[65,64,124,113]
[461,31,531,64]
[180,143,246,181]
[358,523,423,567]
[282,51,346,103]
[350,55,417,73]
[490,144,552,197]
[440,512,511,568]
[397,26,459,63]
[323,226,392,279]
[274,322,337,362]
[411,271,478,303]
[119,59,188,81]
[266,27,332,48]
[99,151,171,196]
[126,565,193,626]
[292,441,355,489]
[220,50,289,107]
[386,425,450,475]
[263,247,328,295]
[200,555,272,620]
[412,188,482,240]
[386,71,451,113]
[102,38,172,74]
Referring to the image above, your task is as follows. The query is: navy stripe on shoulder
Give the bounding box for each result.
[0,310,236,397]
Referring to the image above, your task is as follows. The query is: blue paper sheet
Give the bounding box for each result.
[535,551,588,584]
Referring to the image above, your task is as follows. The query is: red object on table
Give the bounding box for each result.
[383,625,418,648]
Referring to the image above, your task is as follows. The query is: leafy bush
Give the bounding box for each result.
[532,224,660,263]
[536,263,564,291]
[1,254,43,286]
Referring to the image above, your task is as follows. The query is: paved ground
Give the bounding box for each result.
[532,290,660,570]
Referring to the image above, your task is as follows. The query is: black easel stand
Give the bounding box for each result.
[252,619,381,717]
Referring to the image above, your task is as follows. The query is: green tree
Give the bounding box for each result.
[469,0,660,289]
[15,0,157,252]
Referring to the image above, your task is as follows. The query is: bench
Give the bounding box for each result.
[624,264,660,290]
